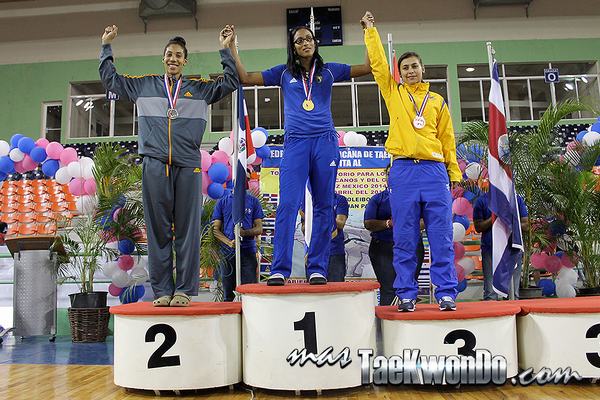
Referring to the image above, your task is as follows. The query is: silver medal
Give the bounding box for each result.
[413,116,426,129]
[167,108,179,120]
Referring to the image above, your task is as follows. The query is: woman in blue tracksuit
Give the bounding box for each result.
[224,24,371,285]
[99,25,239,306]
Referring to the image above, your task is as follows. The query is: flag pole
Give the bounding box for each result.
[233,36,242,299]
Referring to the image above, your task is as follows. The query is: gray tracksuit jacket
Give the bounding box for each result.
[99,44,239,167]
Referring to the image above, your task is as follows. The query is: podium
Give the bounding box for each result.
[517,296,600,378]
[110,302,242,390]
[237,282,379,391]
[377,302,521,382]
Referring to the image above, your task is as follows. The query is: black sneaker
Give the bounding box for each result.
[438,296,457,311]
[397,298,416,312]
[308,272,327,285]
[267,273,285,286]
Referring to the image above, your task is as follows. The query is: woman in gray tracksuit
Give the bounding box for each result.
[99,25,239,306]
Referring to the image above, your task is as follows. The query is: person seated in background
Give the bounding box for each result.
[0,222,7,245]
[212,191,264,302]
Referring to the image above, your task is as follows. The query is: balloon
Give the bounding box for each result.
[17,137,36,154]
[112,207,122,222]
[130,266,149,284]
[250,155,262,166]
[41,159,60,177]
[0,156,15,174]
[67,161,83,178]
[530,252,549,270]
[455,264,465,282]
[556,283,576,298]
[576,130,588,142]
[9,148,25,162]
[200,149,212,171]
[453,242,465,260]
[451,186,465,199]
[29,146,47,163]
[592,122,600,132]
[256,145,271,159]
[249,179,260,191]
[112,270,131,289]
[10,134,24,148]
[343,131,359,146]
[452,222,466,242]
[201,171,211,195]
[452,197,472,217]
[118,238,135,255]
[45,142,64,160]
[247,153,257,165]
[558,267,578,286]
[456,279,468,293]
[465,162,483,180]
[538,279,556,297]
[453,215,470,231]
[458,257,476,275]
[108,283,124,296]
[545,255,562,273]
[60,147,78,166]
[354,133,368,146]
[14,161,26,174]
[102,261,119,279]
[207,182,225,199]
[208,162,228,184]
[76,195,97,215]
[560,253,575,268]
[0,140,10,156]
[218,136,234,155]
[211,150,229,165]
[83,178,97,195]
[457,159,467,172]
[582,131,600,146]
[54,167,71,185]
[337,131,346,146]
[117,255,135,271]
[21,155,37,171]
[0,172,6,182]
[251,128,268,148]
[82,163,94,180]
[35,138,50,149]
[68,178,85,196]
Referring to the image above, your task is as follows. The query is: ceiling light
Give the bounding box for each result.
[75,99,84,106]
[465,67,475,72]
[565,83,574,90]
[581,76,588,83]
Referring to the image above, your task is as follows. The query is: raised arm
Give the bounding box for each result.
[225,25,265,86]
[361,12,395,99]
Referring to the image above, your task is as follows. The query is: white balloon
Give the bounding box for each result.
[556,283,576,298]
[68,161,83,178]
[102,261,119,279]
[0,140,10,157]
[452,222,466,242]
[9,148,24,162]
[247,153,257,164]
[54,167,72,185]
[79,156,94,168]
[343,131,359,146]
[218,137,234,155]
[458,257,476,275]
[465,162,483,180]
[355,133,368,146]
[111,270,131,288]
[82,164,95,180]
[130,266,149,284]
[251,129,267,148]
[557,267,578,286]
[76,194,97,215]
[582,131,600,146]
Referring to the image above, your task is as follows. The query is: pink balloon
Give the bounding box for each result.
[453,242,465,260]
[458,159,468,172]
[545,255,562,273]
[68,178,85,196]
[251,155,262,166]
[14,160,26,174]
[112,207,122,222]
[454,264,465,282]
[59,147,78,166]
[118,255,135,271]
[452,198,472,217]
[211,150,229,165]
[108,283,124,296]
[248,179,260,191]
[338,131,346,146]
[46,142,64,160]
[22,155,37,171]
[36,138,50,149]
[201,171,211,195]
[226,164,232,181]
[200,149,212,172]
[560,253,575,268]
[83,178,97,195]
[531,253,549,270]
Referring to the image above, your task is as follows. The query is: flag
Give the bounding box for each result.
[233,88,255,224]
[392,50,401,84]
[487,59,524,297]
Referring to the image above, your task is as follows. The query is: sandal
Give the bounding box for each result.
[169,292,191,307]
[152,295,172,307]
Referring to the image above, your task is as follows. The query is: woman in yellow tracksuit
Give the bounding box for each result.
[362,12,461,312]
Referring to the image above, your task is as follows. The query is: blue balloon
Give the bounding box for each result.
[133,285,145,301]
[256,145,271,159]
[17,137,35,154]
[253,126,269,139]
[576,130,588,142]
[591,122,600,133]
[118,238,135,255]
[29,146,47,163]
[0,172,6,181]
[119,287,137,304]
[595,156,600,167]
[208,162,228,184]
[10,134,24,149]
[453,215,470,231]
[538,279,556,297]
[207,182,225,199]
[0,156,15,174]
[456,279,468,293]
[41,159,60,177]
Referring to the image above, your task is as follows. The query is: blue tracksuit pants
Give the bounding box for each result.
[389,159,458,301]
[271,133,339,278]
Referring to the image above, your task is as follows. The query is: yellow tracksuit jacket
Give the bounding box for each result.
[364,27,462,182]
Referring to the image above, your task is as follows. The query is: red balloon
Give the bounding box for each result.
[545,255,562,273]
[453,242,465,260]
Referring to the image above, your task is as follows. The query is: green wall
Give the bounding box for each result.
[1,37,599,144]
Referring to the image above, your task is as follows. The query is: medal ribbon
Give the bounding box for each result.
[301,62,317,102]
[407,91,430,120]
[164,74,182,110]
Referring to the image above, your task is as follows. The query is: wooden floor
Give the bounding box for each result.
[1,365,599,399]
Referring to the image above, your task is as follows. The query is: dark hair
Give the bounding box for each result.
[164,36,188,59]
[397,51,424,70]
[286,26,324,78]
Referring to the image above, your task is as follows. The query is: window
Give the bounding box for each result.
[42,102,62,143]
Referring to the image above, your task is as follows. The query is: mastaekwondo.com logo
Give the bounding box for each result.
[359,349,507,385]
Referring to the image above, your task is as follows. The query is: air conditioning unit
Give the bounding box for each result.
[139,0,197,33]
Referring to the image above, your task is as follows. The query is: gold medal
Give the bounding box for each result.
[302,99,315,111]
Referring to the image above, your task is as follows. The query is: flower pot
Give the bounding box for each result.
[577,287,600,297]
[68,307,110,342]
[69,291,108,309]
[519,286,543,299]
